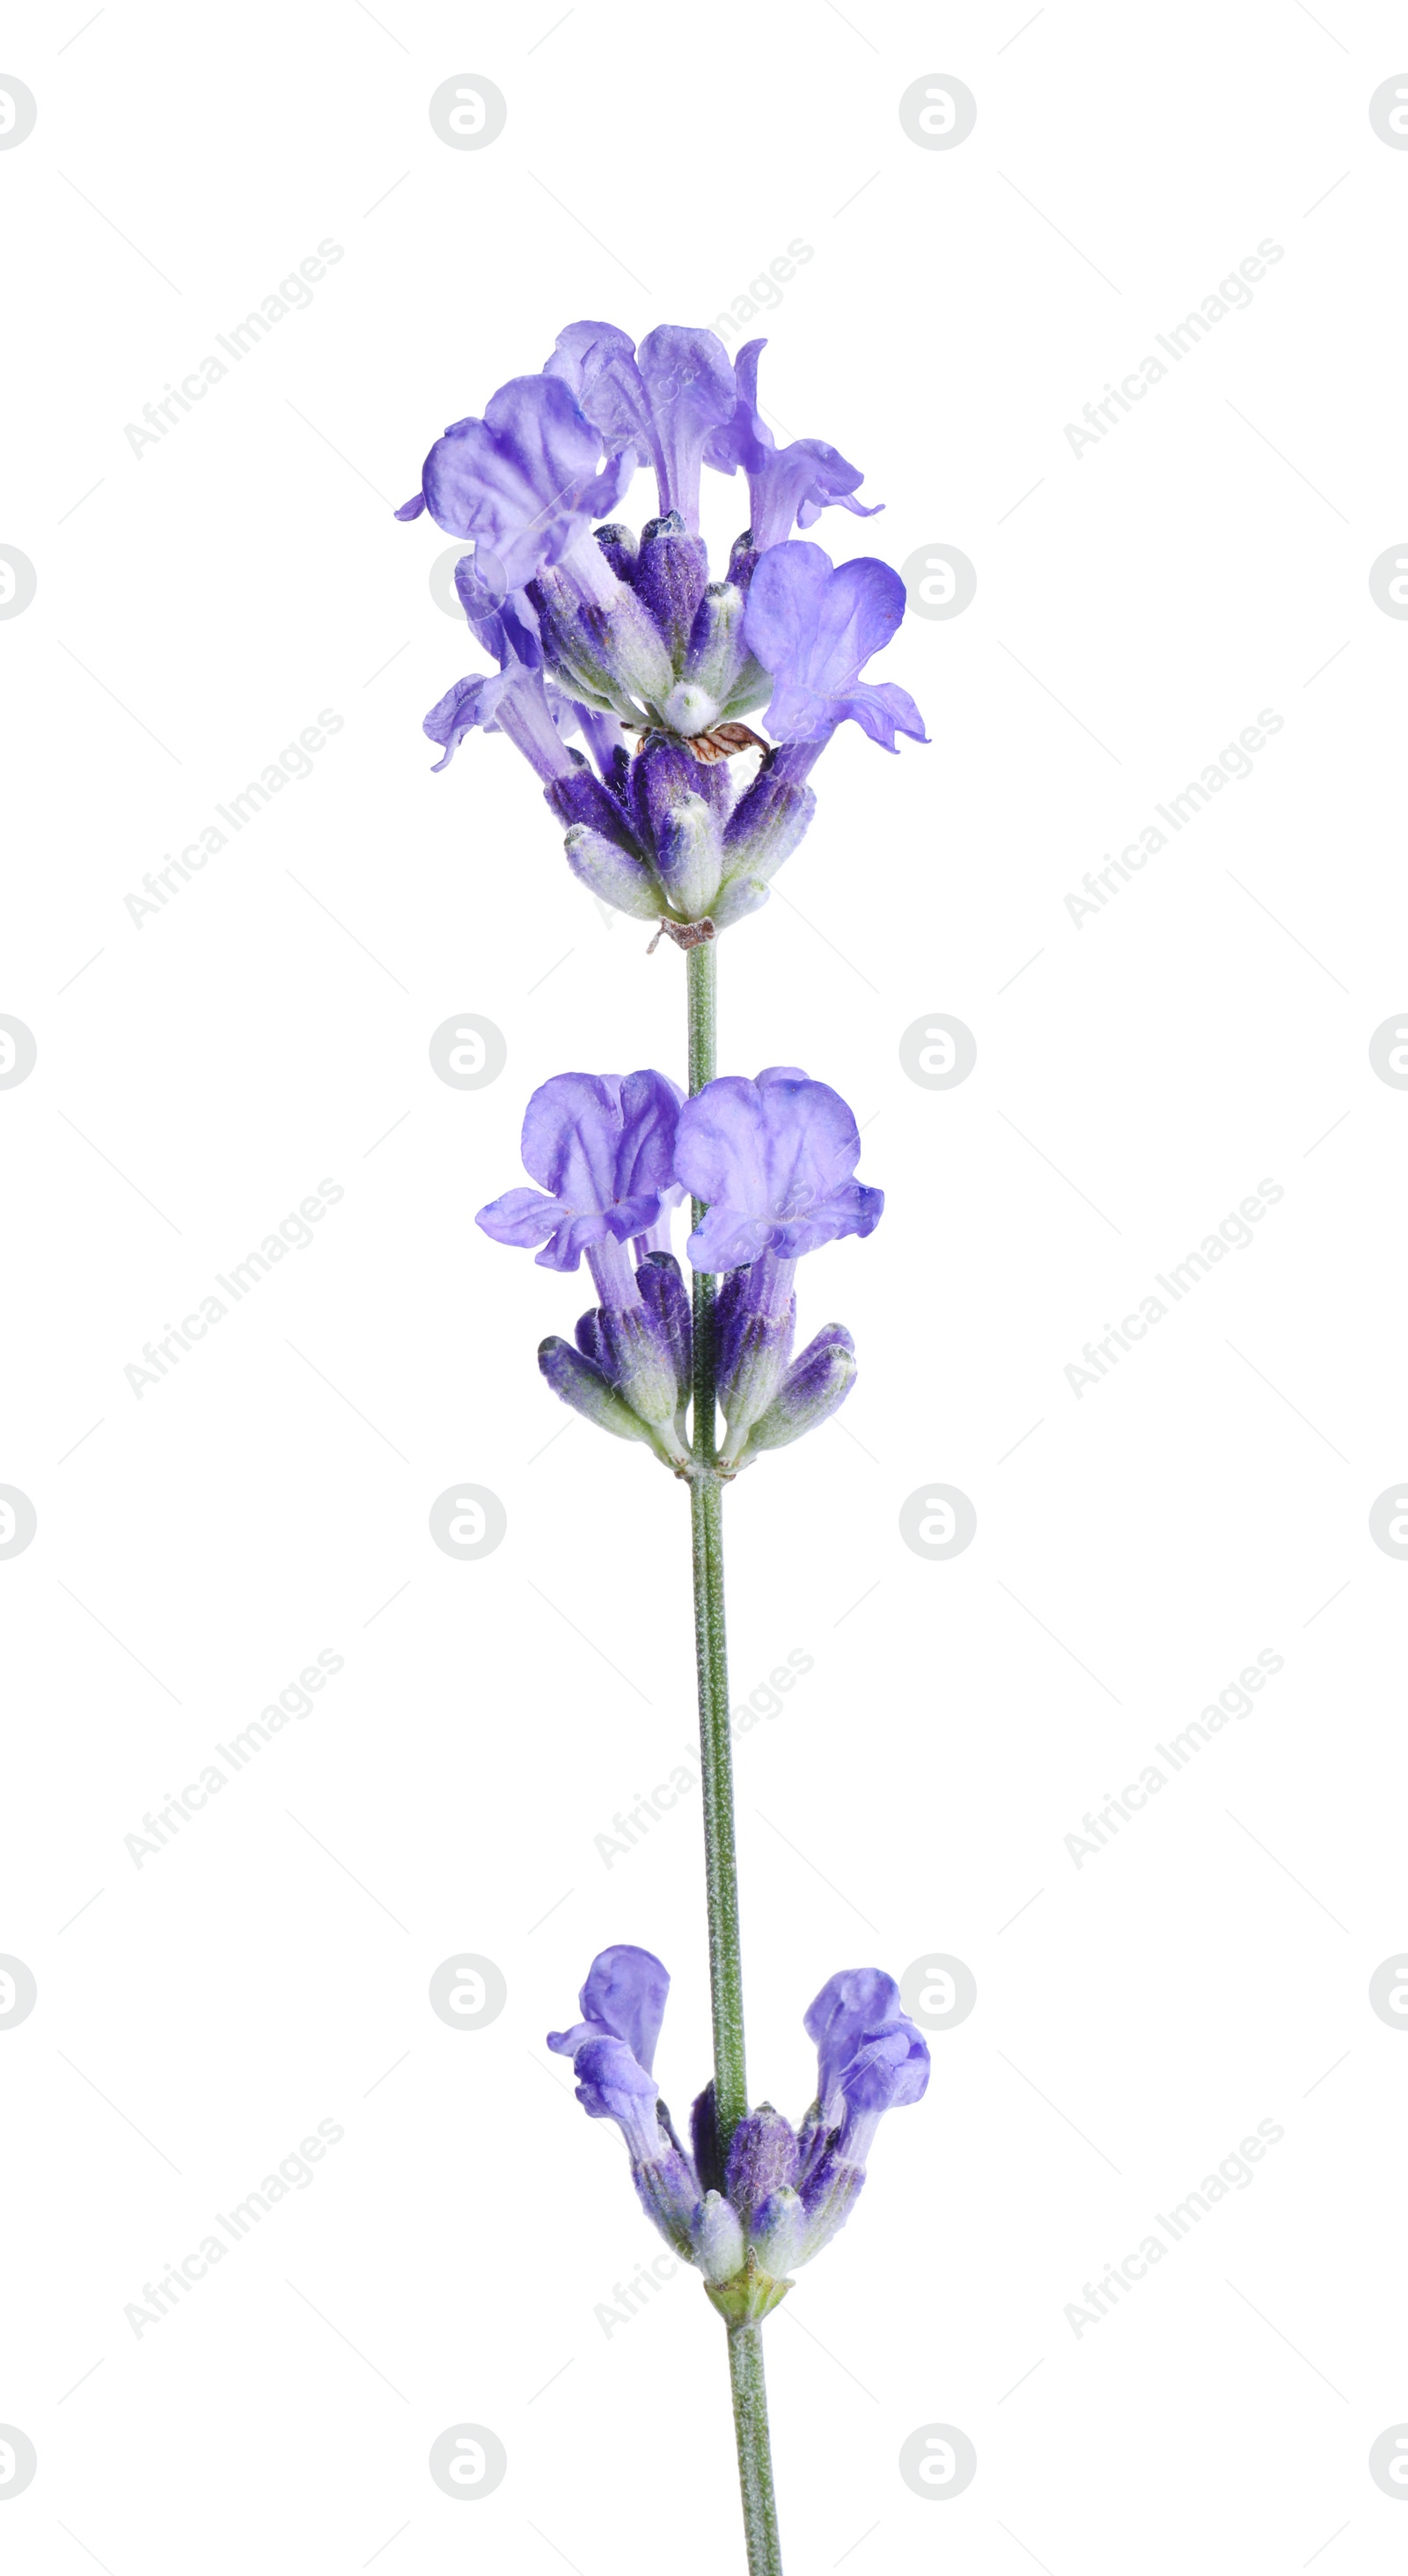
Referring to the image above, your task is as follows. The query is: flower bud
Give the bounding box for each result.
[724,2104,800,2227]
[737,1325,856,1463]
[690,2189,745,2284]
[634,512,710,672]
[539,1338,679,1464]
[749,2184,805,2278]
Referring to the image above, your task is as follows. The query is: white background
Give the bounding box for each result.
[4,2,1408,2568]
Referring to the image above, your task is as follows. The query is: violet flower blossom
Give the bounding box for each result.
[475,1070,692,1465]
[673,1068,883,1470]
[399,319,926,937]
[548,1947,928,2317]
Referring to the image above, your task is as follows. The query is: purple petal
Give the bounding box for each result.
[474,1185,563,1249]
[579,1943,670,2073]
[743,542,928,751]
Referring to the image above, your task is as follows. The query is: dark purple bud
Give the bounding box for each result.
[691,2081,724,2197]
[544,764,642,854]
[593,521,638,585]
[725,2103,800,2227]
[637,1251,692,1409]
[631,731,731,853]
[634,512,710,672]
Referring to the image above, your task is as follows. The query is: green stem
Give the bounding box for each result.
[686,938,784,2575]
[727,2326,783,2576]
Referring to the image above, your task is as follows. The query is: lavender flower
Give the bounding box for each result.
[400,320,928,940]
[673,1067,882,1466]
[396,371,633,600]
[475,1069,692,1464]
[547,1949,928,2304]
[422,570,578,781]
[704,337,883,552]
[546,321,737,533]
[743,541,928,752]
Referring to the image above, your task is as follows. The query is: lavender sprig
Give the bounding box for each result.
[400,316,928,2576]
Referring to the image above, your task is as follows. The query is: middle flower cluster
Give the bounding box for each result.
[476,1063,883,1473]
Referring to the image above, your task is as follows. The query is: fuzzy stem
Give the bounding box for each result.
[727,2324,783,2576]
[686,939,783,2574]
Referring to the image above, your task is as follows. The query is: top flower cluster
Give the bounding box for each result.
[398,321,927,936]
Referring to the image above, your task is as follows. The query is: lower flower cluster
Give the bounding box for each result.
[549,1949,928,2323]
[476,1064,883,1474]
